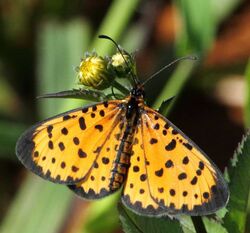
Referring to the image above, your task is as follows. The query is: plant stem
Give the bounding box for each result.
[112,80,130,96]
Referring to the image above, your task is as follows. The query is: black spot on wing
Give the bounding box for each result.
[133,166,140,172]
[178,172,187,180]
[191,176,198,185]
[182,156,189,164]
[102,157,110,164]
[48,140,54,149]
[92,105,97,111]
[61,127,68,135]
[61,162,66,168]
[82,107,88,113]
[150,138,158,144]
[165,139,176,151]
[71,166,79,172]
[169,189,176,196]
[103,101,109,108]
[58,142,65,151]
[153,123,160,130]
[63,115,71,121]
[47,125,53,134]
[79,117,86,130]
[199,161,205,170]
[78,149,87,158]
[95,124,103,132]
[155,168,164,177]
[99,110,105,117]
[140,174,147,181]
[172,129,178,135]
[73,137,80,145]
[34,151,39,158]
[183,142,193,150]
[165,160,174,168]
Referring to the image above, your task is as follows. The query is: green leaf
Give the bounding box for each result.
[175,0,216,55]
[223,131,250,233]
[37,88,108,102]
[158,97,175,116]
[202,217,228,233]
[175,0,242,56]
[119,204,183,233]
[0,175,72,233]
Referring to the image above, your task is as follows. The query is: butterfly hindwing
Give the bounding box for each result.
[122,106,229,216]
[16,100,122,184]
[69,107,129,199]
[121,122,166,215]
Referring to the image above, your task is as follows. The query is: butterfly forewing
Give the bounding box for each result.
[16,101,122,184]
[125,106,228,215]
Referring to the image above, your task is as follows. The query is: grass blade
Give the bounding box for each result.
[0,175,72,233]
[91,0,142,55]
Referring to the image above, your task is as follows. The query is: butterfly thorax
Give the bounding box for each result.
[126,86,145,118]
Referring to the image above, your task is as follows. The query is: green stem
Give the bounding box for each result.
[112,79,130,96]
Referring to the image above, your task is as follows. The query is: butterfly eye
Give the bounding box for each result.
[77,53,114,90]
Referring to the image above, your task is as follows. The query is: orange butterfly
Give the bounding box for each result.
[16,36,229,216]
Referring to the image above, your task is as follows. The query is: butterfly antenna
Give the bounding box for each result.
[98,35,138,85]
[141,55,198,86]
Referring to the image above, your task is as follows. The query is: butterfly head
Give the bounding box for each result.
[130,85,145,99]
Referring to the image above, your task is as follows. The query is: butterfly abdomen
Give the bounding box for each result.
[109,125,134,190]
[109,98,139,191]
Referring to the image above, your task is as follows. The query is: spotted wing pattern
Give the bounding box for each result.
[16,101,123,185]
[122,106,229,216]
[69,110,131,199]
[122,121,165,215]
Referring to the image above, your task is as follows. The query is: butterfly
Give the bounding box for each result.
[16,36,229,216]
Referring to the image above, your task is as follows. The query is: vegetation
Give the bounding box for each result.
[0,0,249,232]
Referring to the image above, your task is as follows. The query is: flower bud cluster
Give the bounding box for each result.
[76,49,136,90]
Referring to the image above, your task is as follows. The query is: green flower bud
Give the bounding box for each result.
[77,54,114,90]
[110,52,136,78]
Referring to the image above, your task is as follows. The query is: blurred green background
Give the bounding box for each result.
[0,0,249,232]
